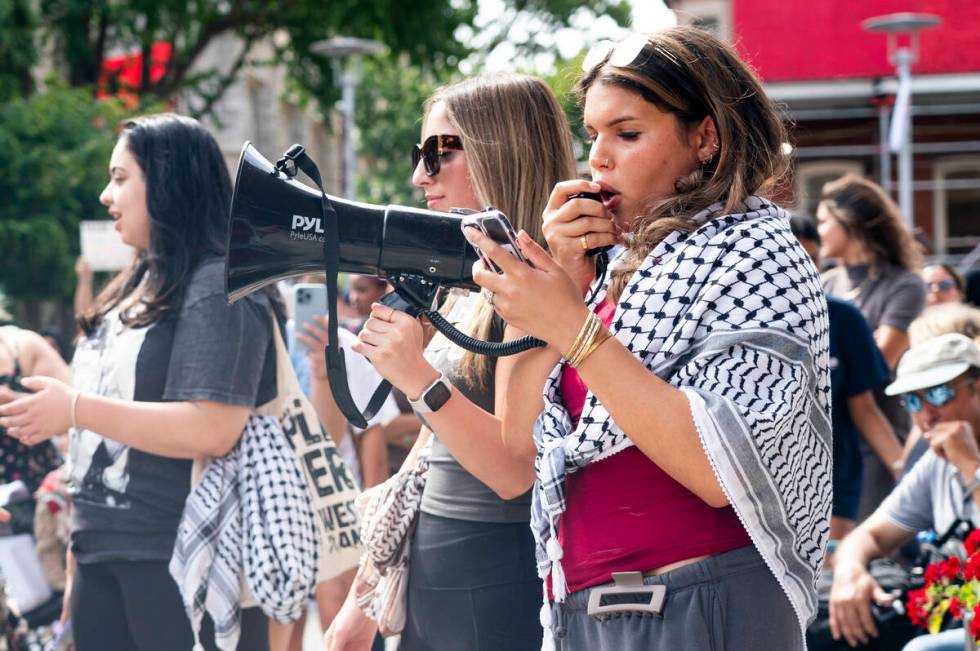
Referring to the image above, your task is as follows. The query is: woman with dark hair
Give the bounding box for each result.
[922,263,966,307]
[819,174,926,368]
[465,28,831,650]
[819,174,926,517]
[0,113,279,651]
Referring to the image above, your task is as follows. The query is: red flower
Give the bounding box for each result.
[966,529,980,556]
[906,588,930,629]
[950,596,962,618]
[925,562,942,585]
[971,605,980,639]
[941,556,962,580]
[965,553,980,581]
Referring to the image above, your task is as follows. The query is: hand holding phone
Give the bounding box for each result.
[568,191,613,257]
[291,283,328,351]
[461,211,528,273]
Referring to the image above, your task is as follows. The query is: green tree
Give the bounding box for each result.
[0,0,37,101]
[0,84,130,304]
[38,0,478,117]
[37,0,630,122]
[541,49,592,157]
[351,2,630,204]
[355,54,459,206]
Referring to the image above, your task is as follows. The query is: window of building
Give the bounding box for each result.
[794,160,864,216]
[674,0,731,41]
[932,157,980,255]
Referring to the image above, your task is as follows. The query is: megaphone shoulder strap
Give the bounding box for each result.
[286,147,391,430]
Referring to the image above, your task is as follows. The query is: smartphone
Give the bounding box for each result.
[568,191,613,257]
[291,283,327,351]
[462,211,527,273]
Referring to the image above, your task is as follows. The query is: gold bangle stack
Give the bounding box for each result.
[565,312,613,369]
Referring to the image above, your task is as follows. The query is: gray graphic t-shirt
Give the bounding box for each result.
[69,259,276,564]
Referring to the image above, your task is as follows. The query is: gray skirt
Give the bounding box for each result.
[551,545,802,651]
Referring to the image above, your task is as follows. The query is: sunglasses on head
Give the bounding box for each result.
[902,378,971,413]
[411,134,463,177]
[581,34,709,121]
[582,33,653,72]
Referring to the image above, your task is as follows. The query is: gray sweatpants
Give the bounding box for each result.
[550,546,802,651]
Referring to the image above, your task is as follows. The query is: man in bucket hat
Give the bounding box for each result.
[829,333,980,649]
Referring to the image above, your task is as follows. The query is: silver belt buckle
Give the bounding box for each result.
[586,571,667,619]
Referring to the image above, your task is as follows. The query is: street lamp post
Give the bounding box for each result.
[312,37,385,199]
[862,12,941,228]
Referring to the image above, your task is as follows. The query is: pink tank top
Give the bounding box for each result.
[553,301,751,596]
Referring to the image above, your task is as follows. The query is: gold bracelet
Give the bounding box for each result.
[71,390,81,430]
[564,312,597,363]
[565,312,600,365]
[576,315,605,365]
[569,327,613,369]
[568,330,597,368]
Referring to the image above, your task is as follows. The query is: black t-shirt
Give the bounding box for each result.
[68,258,276,563]
[826,296,890,517]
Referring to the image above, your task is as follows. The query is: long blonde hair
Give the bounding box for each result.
[576,27,790,301]
[425,74,577,386]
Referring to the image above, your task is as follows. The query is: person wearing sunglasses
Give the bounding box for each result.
[464,27,830,651]
[324,74,577,651]
[923,264,967,308]
[830,333,980,649]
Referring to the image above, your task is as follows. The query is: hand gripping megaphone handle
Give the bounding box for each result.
[281,145,547,429]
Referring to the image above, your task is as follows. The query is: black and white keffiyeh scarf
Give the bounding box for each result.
[170,414,319,651]
[532,196,832,649]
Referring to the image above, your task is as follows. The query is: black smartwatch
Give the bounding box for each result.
[409,372,453,414]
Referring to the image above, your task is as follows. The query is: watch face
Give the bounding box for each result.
[424,381,452,412]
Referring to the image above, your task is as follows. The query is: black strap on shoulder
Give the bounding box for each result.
[277,146,391,430]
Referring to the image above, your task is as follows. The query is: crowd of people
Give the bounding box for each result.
[0,23,978,651]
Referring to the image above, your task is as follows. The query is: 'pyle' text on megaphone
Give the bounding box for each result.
[225,141,484,306]
[224,142,545,429]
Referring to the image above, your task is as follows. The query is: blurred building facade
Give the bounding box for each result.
[671,0,980,262]
[95,32,342,194]
[182,33,341,192]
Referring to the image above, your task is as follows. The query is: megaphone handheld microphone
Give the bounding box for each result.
[226,143,544,428]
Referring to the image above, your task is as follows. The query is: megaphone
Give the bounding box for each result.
[226,141,481,304]
[225,142,544,429]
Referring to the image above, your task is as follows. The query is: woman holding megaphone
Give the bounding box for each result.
[325,74,584,651]
[462,27,832,651]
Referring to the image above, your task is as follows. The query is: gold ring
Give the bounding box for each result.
[580,235,589,251]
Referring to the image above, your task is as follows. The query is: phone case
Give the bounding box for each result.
[461,213,526,273]
[291,283,328,351]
